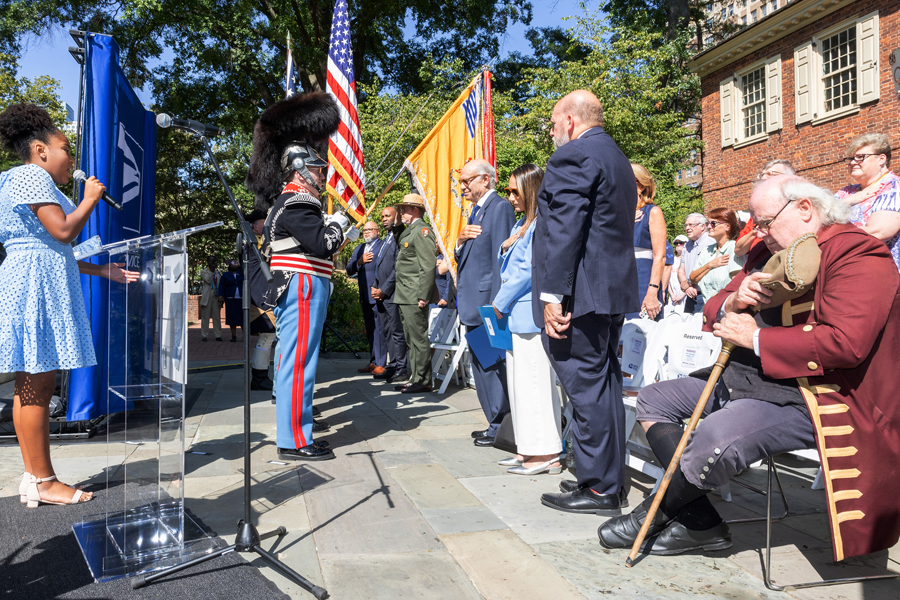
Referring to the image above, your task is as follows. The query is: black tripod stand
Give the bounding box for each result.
[131,132,327,599]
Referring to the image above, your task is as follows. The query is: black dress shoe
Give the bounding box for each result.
[559,482,630,503]
[313,440,331,449]
[216,337,223,342]
[401,382,432,393]
[373,368,395,380]
[642,520,732,556]
[387,371,410,384]
[312,406,321,418]
[597,494,672,549]
[202,337,208,342]
[277,444,335,461]
[474,435,496,447]
[471,429,490,439]
[312,419,330,432]
[541,487,626,516]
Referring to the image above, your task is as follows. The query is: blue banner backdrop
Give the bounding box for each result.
[68,34,157,421]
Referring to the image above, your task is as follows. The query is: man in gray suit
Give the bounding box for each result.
[455,159,516,446]
[371,206,408,383]
[199,256,223,342]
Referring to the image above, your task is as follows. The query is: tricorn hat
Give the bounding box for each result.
[395,193,427,210]
[757,232,821,311]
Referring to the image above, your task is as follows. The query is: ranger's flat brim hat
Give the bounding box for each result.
[395,193,427,209]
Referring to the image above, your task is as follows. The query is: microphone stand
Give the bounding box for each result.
[132,134,328,599]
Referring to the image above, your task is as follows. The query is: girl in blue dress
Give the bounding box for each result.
[0,103,135,507]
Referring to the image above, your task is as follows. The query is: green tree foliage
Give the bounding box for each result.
[0,52,66,171]
[514,18,703,237]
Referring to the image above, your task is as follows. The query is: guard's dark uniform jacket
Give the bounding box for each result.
[261,181,343,309]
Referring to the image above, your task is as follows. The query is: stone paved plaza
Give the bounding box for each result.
[1,357,898,599]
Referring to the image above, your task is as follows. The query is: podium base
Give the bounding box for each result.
[73,505,220,582]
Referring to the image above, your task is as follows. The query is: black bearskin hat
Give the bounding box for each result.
[245,92,340,209]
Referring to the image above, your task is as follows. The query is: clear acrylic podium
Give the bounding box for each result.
[73,223,222,582]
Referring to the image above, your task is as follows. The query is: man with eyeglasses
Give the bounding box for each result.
[599,174,900,562]
[347,221,385,375]
[734,159,796,258]
[455,158,516,446]
[677,213,712,313]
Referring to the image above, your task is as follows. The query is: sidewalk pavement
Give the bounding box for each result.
[1,358,898,599]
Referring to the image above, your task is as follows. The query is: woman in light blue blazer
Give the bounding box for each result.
[492,164,563,476]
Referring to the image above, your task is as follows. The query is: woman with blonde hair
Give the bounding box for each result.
[834,133,900,271]
[492,163,564,475]
[629,163,667,320]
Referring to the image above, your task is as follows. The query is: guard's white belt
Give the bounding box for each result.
[634,248,653,260]
[270,253,334,279]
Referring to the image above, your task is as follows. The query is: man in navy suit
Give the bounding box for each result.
[347,221,385,374]
[455,159,516,446]
[532,90,639,515]
[371,206,408,383]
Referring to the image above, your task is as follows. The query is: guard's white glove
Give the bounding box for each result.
[326,212,349,230]
[344,227,360,243]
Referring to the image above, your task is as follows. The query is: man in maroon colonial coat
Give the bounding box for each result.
[597,175,900,561]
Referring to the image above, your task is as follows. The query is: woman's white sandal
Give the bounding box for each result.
[25,475,92,508]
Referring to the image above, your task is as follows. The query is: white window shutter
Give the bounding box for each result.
[857,12,879,105]
[765,55,782,132]
[794,42,813,125]
[720,77,734,148]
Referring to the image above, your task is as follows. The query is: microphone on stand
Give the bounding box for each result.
[155,113,224,137]
[72,170,123,210]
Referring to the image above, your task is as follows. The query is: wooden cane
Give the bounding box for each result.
[625,340,736,567]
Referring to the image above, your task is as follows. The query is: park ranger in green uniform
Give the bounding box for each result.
[392,193,438,393]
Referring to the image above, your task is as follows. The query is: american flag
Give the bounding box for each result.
[325,0,366,220]
[285,33,297,97]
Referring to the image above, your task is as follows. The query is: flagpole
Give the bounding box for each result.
[362,167,405,220]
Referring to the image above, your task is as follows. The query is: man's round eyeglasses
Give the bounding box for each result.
[752,199,795,233]
[842,153,880,165]
[460,174,485,187]
[684,223,703,229]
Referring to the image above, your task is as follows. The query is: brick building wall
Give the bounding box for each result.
[696,0,899,212]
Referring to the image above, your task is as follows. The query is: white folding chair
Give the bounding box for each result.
[429,307,469,394]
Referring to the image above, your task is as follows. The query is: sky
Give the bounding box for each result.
[16,1,597,114]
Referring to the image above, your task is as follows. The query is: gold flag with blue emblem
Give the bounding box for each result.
[403,73,487,277]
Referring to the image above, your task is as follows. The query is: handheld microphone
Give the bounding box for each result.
[72,170,123,211]
[155,113,224,137]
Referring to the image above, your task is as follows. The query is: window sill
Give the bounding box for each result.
[733,133,772,149]
[811,105,860,126]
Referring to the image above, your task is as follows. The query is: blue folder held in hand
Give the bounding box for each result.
[477,305,513,351]
[465,324,506,368]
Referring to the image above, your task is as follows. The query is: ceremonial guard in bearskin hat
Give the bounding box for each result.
[245,92,358,461]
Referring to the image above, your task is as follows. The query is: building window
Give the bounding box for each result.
[720,56,782,148]
[794,13,879,125]
[721,8,726,19]
[692,166,698,177]
[742,15,747,25]
[752,9,757,21]
[771,0,777,10]
[742,0,747,7]
[728,5,734,17]
[821,27,857,112]
[741,67,767,139]
[761,5,767,16]
[705,36,713,47]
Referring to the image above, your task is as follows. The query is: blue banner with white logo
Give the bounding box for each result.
[68,34,157,421]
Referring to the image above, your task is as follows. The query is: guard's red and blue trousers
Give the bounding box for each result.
[272,272,330,450]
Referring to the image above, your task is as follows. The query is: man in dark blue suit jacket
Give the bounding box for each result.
[347,221,385,373]
[371,206,408,382]
[532,90,639,515]
[455,159,516,445]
